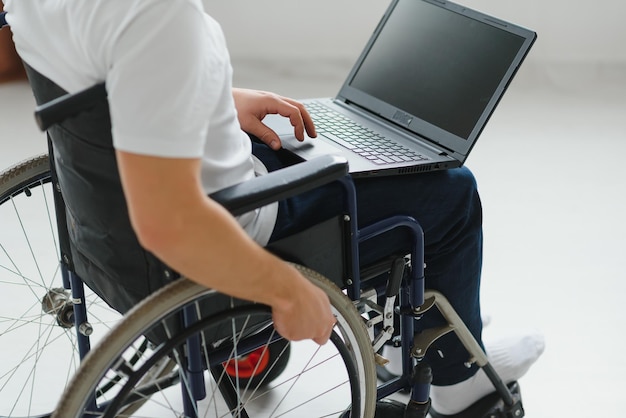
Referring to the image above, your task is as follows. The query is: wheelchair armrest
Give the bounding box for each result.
[210,155,348,217]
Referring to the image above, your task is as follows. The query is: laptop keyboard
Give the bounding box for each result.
[306,102,429,165]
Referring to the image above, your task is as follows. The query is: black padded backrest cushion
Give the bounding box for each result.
[24,64,176,314]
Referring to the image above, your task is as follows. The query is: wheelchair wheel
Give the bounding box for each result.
[0,155,124,417]
[53,265,378,417]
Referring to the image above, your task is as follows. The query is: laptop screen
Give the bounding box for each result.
[339,0,536,159]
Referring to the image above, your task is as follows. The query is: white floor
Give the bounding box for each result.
[1,58,626,417]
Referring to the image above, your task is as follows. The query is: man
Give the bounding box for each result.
[4,0,543,415]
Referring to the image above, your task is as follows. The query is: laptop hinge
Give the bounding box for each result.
[434,142,455,156]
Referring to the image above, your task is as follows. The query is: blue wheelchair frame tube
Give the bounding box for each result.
[337,176,424,305]
[338,176,427,401]
[66,269,92,359]
[65,268,100,414]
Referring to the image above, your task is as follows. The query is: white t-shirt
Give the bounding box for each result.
[4,0,277,244]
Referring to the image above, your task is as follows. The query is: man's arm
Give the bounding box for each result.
[116,151,335,344]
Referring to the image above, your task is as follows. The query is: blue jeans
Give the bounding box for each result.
[253,142,483,386]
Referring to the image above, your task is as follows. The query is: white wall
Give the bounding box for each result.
[205,0,626,64]
[204,0,387,63]
[458,0,626,63]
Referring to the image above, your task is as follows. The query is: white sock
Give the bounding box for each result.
[430,329,545,415]
[382,344,404,376]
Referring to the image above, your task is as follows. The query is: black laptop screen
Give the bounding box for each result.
[348,0,526,140]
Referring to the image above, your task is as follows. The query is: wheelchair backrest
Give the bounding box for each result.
[25,64,177,315]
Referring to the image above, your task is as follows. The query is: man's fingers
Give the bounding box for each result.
[259,129,282,150]
[281,97,317,139]
[242,116,282,149]
[312,319,336,345]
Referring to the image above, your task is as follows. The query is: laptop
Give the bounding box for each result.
[263,0,537,177]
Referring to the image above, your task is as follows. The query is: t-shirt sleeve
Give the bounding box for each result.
[106,1,227,158]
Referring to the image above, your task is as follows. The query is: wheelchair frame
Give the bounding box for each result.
[0,31,525,414]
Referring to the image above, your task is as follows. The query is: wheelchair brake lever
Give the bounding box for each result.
[368,256,408,356]
[371,294,397,355]
[385,256,406,297]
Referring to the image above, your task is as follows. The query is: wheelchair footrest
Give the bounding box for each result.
[429,381,524,418]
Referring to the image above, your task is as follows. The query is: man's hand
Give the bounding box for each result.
[232,88,316,150]
[270,263,336,345]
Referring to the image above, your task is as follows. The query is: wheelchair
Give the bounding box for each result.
[0,53,525,418]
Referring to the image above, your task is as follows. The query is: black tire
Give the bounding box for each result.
[374,399,406,417]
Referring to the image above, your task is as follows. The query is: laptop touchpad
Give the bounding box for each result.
[281,134,343,159]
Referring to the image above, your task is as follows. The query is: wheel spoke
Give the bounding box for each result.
[0,158,125,416]
[11,197,47,287]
